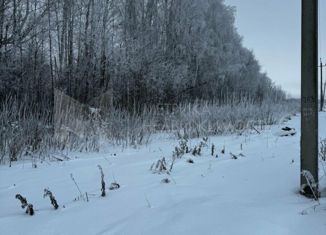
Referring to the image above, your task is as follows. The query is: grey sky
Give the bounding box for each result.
[224,0,326,98]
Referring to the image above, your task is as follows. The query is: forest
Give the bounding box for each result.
[0,0,294,163]
[0,0,286,107]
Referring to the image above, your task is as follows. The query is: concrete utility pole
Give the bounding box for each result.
[319,58,326,111]
[301,0,319,197]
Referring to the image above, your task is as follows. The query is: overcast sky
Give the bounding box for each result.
[225,0,326,98]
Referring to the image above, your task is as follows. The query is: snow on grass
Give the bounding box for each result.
[1,113,326,235]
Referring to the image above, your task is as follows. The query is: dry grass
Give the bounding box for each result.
[0,95,299,164]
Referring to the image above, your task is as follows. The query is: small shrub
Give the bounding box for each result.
[192,146,201,156]
[151,157,169,174]
[43,189,59,210]
[15,194,34,216]
[173,138,190,158]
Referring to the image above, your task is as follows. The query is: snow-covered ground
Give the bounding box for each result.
[1,113,326,235]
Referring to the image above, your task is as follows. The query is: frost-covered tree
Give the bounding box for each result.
[0,0,286,116]
[0,0,291,160]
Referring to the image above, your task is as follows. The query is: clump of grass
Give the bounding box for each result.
[150,157,170,174]
[191,137,208,156]
[15,194,34,215]
[43,188,59,209]
[173,137,190,158]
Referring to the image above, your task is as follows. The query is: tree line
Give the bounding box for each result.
[0,0,286,113]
